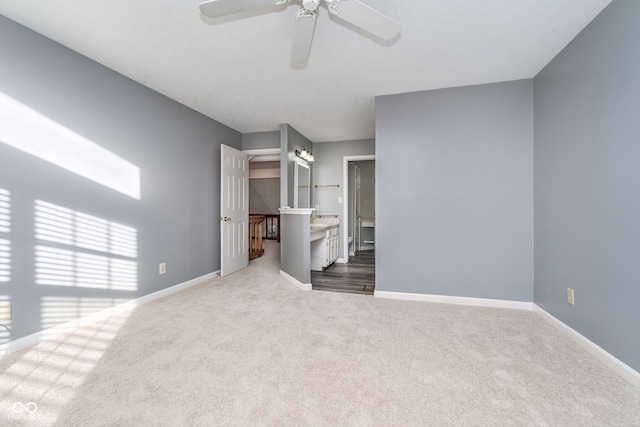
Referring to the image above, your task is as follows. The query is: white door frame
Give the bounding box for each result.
[244,148,281,163]
[341,154,375,264]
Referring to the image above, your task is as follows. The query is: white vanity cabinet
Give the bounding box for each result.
[311,226,339,271]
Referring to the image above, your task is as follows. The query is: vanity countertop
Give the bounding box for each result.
[310,217,339,233]
[310,223,339,233]
[310,218,339,241]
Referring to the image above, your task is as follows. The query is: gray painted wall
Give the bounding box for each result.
[279,213,311,284]
[0,16,241,342]
[249,161,280,216]
[375,80,534,301]
[242,131,280,150]
[533,0,640,371]
[312,139,375,259]
[249,179,280,215]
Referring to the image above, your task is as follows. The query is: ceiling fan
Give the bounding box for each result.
[199,0,401,64]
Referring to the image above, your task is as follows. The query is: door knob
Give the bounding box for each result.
[220,217,232,222]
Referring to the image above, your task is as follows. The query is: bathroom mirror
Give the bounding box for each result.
[294,161,310,208]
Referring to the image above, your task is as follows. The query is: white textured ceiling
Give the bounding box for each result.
[0,0,611,142]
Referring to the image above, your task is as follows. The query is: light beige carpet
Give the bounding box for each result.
[1,241,639,426]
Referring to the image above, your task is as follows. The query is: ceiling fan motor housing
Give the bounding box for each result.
[302,0,320,12]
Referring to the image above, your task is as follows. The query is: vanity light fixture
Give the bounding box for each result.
[295,147,314,162]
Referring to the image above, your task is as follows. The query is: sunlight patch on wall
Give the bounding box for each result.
[0,93,141,200]
[0,239,10,283]
[35,246,137,290]
[34,201,137,257]
[34,200,137,291]
[0,188,9,233]
[0,189,10,283]
[40,297,130,331]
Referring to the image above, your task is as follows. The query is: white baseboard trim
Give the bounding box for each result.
[134,271,219,306]
[336,258,348,264]
[374,291,533,311]
[279,270,312,291]
[0,271,220,356]
[533,304,640,388]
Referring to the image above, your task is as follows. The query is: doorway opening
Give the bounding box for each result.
[247,148,281,260]
[343,155,375,262]
[346,159,375,258]
[311,155,375,295]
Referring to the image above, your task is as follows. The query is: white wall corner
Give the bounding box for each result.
[533,304,640,389]
[279,270,312,291]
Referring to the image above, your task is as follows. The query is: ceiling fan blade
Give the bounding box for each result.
[291,12,317,64]
[328,0,400,40]
[199,0,282,18]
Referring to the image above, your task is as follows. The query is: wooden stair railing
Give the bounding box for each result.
[249,215,265,260]
[262,214,280,242]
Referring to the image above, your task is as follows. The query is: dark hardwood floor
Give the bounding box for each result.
[311,250,375,295]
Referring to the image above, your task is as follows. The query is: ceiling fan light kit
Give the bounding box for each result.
[199,0,400,65]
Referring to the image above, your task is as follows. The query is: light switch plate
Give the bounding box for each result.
[567,288,575,305]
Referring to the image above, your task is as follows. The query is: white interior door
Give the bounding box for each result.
[220,144,248,276]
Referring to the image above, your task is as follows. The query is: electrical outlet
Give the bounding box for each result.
[159,263,166,275]
[315,205,320,210]
[0,300,11,322]
[567,288,575,305]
